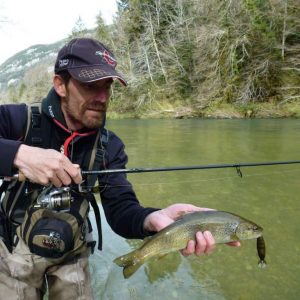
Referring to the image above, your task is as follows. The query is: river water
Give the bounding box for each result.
[89,119,300,300]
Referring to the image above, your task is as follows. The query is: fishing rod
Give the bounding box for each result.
[3,159,300,181]
[81,159,300,177]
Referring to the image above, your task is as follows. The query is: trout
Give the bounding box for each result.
[114,211,266,278]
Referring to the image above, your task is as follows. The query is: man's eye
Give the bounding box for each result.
[81,81,112,90]
[79,83,93,89]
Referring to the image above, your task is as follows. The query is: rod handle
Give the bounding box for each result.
[12,171,26,181]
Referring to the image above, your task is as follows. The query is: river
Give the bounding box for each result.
[88,119,300,300]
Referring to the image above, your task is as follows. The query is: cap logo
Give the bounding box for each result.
[59,59,69,68]
[95,50,116,67]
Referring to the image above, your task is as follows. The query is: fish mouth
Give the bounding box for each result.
[255,225,263,235]
[251,227,263,239]
[254,232,263,238]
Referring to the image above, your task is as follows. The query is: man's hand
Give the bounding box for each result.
[13,144,82,187]
[143,203,240,257]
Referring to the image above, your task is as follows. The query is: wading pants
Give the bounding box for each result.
[0,239,94,300]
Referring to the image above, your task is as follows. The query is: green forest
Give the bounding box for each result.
[3,0,300,118]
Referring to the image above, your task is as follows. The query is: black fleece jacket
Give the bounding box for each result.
[0,89,158,239]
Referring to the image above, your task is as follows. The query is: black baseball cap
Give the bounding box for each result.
[54,38,127,85]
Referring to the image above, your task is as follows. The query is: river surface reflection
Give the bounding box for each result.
[89,119,300,300]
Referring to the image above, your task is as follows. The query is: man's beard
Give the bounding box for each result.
[67,103,106,129]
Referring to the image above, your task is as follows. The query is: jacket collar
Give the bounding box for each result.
[42,88,69,131]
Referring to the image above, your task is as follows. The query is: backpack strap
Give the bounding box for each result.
[86,193,102,250]
[25,103,52,148]
[24,104,32,141]
[83,128,109,251]
[86,128,109,187]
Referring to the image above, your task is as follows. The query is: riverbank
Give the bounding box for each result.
[107,101,300,119]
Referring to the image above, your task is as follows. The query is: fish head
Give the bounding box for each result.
[235,221,263,240]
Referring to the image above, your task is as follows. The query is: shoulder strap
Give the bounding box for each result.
[24,104,32,141]
[25,103,52,148]
[86,193,102,251]
[83,128,109,251]
[85,128,109,187]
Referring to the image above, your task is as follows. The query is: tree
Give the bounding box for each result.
[275,0,300,104]
[68,17,88,40]
[117,0,129,10]
[95,13,113,48]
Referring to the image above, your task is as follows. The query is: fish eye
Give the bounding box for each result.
[246,225,256,231]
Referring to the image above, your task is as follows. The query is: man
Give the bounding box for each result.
[0,38,238,299]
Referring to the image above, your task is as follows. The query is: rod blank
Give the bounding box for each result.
[81,160,300,176]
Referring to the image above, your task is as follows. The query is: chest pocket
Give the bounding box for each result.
[17,191,89,258]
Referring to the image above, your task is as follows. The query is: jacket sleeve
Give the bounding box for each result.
[99,131,159,240]
[0,104,27,176]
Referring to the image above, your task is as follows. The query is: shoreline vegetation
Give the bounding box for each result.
[107,101,300,119]
[1,1,299,118]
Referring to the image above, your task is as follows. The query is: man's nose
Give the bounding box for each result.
[94,89,109,103]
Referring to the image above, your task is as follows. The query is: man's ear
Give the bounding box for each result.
[53,75,67,97]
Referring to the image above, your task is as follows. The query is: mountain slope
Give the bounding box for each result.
[0,40,65,90]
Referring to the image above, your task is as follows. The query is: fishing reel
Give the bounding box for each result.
[34,185,72,211]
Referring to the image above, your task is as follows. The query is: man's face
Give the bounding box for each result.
[61,77,113,130]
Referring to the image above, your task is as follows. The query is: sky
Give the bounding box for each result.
[0,0,118,65]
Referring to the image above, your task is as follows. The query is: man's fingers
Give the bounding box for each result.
[48,165,81,187]
[56,169,72,186]
[50,173,63,187]
[202,231,215,254]
[71,167,82,184]
[14,145,82,186]
[226,241,241,247]
[62,160,82,184]
[181,231,216,257]
[181,240,196,257]
[195,232,207,256]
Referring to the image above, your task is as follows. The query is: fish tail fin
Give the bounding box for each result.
[123,260,144,279]
[113,250,143,279]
